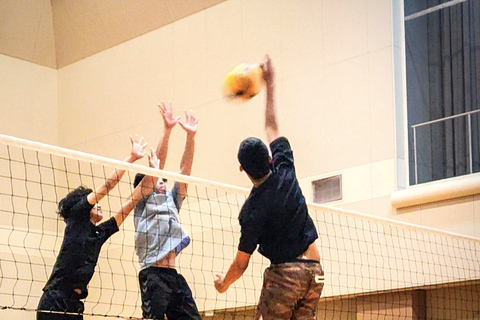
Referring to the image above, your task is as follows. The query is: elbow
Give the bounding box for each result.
[235,260,249,274]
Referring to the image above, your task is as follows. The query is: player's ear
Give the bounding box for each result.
[268,156,273,165]
[239,165,244,172]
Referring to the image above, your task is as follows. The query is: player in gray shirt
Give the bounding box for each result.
[133,102,200,320]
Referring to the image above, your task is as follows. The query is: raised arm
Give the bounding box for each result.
[87,135,147,205]
[177,110,198,197]
[261,55,279,144]
[113,148,159,227]
[156,102,180,170]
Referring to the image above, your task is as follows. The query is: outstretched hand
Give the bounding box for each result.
[129,134,148,161]
[158,102,180,129]
[178,110,198,135]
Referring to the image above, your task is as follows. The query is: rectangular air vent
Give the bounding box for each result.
[312,175,342,204]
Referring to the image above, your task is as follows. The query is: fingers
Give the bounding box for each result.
[178,110,198,126]
[147,147,160,169]
[158,102,166,113]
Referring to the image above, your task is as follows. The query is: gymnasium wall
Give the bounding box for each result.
[1,0,479,247]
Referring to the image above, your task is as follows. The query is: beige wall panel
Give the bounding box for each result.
[53,0,170,69]
[395,203,424,225]
[171,11,209,109]
[0,0,56,68]
[0,55,57,144]
[240,0,283,70]
[334,196,398,220]
[367,0,393,51]
[205,0,244,102]
[166,0,224,22]
[369,47,396,162]
[280,0,323,80]
[323,0,368,65]
[191,98,265,186]
[281,68,327,179]
[51,0,227,68]
[323,55,371,172]
[420,196,476,237]
[475,194,480,237]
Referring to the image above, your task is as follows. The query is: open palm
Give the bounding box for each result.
[178,110,198,135]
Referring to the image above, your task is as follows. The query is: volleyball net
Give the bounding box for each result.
[0,133,479,319]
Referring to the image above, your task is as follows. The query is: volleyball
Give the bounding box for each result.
[222,63,264,102]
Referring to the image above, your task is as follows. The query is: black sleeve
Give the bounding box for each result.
[237,205,267,254]
[96,217,119,243]
[270,137,294,170]
[71,195,95,217]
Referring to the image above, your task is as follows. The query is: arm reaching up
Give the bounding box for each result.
[261,55,279,144]
[87,135,147,205]
[156,102,179,170]
[177,110,198,198]
[113,148,159,227]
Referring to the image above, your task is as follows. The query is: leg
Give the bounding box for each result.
[165,273,201,320]
[139,268,172,319]
[291,264,324,320]
[256,265,304,320]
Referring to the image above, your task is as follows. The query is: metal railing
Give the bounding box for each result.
[411,109,480,184]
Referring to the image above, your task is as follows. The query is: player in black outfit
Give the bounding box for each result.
[214,55,324,320]
[37,136,158,320]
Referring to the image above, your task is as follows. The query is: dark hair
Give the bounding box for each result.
[133,173,145,188]
[237,137,270,180]
[134,173,167,188]
[58,186,93,222]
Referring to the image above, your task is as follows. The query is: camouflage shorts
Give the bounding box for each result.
[256,261,324,320]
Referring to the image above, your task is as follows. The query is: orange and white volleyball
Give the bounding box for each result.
[222,63,264,102]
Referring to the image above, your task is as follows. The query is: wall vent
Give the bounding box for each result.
[312,175,342,204]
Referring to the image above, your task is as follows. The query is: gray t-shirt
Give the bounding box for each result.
[134,182,190,270]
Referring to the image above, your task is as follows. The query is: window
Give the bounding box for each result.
[404,0,480,185]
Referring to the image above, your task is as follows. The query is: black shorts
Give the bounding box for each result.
[139,267,201,320]
[37,290,84,320]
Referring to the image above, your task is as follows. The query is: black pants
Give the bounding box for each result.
[37,290,84,320]
[139,267,201,320]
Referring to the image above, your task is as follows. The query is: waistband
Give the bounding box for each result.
[271,258,320,266]
[139,265,178,276]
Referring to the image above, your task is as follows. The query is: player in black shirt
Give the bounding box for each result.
[37,136,159,320]
[214,56,324,320]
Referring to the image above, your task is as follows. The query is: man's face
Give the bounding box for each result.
[154,178,167,194]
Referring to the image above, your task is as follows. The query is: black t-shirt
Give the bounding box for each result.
[238,137,318,264]
[43,196,119,299]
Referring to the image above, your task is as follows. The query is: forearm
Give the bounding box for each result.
[223,260,247,289]
[180,134,195,175]
[114,175,157,226]
[156,128,172,170]
[216,250,250,293]
[264,82,279,143]
[88,154,138,204]
[108,154,138,184]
